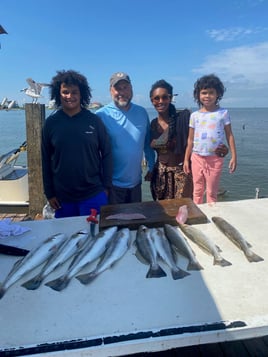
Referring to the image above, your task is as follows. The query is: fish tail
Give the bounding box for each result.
[246,251,264,263]
[214,257,232,267]
[0,284,6,299]
[76,272,98,285]
[187,260,204,271]
[21,275,43,290]
[45,276,69,291]
[171,268,190,280]
[146,265,167,278]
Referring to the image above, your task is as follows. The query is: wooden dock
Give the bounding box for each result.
[0,205,32,222]
[0,212,32,222]
[0,206,42,221]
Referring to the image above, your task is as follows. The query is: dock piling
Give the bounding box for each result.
[25,103,46,218]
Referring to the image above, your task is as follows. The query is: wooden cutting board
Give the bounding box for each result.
[99,198,207,231]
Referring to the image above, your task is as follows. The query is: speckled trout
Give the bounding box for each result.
[76,228,131,285]
[164,224,203,271]
[179,224,232,267]
[45,226,118,291]
[21,230,90,290]
[0,233,66,299]
[135,225,166,278]
[151,228,190,280]
[212,216,264,263]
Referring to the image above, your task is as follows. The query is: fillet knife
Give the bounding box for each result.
[0,243,29,256]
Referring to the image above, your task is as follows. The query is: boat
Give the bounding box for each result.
[0,142,29,206]
[88,102,103,110]
[0,97,18,110]
[1,197,268,356]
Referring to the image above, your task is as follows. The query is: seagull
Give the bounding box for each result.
[20,78,50,103]
[0,24,7,49]
[0,25,7,34]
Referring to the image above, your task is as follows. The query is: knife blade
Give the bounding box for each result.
[0,243,29,256]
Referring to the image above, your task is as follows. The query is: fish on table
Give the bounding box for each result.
[135,225,167,279]
[178,224,232,267]
[164,224,203,271]
[45,226,118,291]
[212,216,264,263]
[105,213,147,220]
[0,233,66,299]
[76,228,131,285]
[151,228,190,280]
[21,230,90,290]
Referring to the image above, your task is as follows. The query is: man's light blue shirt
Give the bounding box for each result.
[96,102,155,188]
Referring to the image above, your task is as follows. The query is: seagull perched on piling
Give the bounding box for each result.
[20,78,50,103]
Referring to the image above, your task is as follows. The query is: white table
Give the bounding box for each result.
[0,198,268,356]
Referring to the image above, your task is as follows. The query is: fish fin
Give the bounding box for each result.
[246,251,264,263]
[246,241,252,248]
[171,268,190,280]
[215,245,222,253]
[48,245,61,254]
[45,276,69,291]
[21,274,43,290]
[193,244,211,256]
[6,258,24,278]
[76,239,86,250]
[76,272,97,285]
[187,261,204,271]
[186,242,197,257]
[0,284,6,299]
[170,246,182,262]
[170,246,179,263]
[214,257,232,267]
[135,249,150,265]
[146,265,167,278]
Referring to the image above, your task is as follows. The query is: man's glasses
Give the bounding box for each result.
[151,94,171,103]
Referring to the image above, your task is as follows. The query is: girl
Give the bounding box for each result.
[184,74,237,204]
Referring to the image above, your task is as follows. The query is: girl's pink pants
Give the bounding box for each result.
[191,153,224,204]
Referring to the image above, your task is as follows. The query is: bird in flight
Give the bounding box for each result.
[21,78,50,103]
[0,25,7,34]
[0,24,7,49]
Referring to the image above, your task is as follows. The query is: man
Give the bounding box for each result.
[42,70,112,218]
[96,72,155,204]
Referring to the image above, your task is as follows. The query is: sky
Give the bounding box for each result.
[1,0,268,108]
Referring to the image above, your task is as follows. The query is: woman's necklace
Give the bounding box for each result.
[157,117,169,132]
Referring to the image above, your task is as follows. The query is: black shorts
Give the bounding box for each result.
[109,183,142,204]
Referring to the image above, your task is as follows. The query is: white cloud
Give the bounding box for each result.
[206,27,268,42]
[193,42,268,85]
[193,42,268,107]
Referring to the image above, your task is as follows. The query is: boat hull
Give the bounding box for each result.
[0,166,29,206]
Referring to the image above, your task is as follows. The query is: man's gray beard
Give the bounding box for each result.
[116,98,131,109]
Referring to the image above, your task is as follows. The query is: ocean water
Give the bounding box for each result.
[1,107,268,202]
[145,107,268,202]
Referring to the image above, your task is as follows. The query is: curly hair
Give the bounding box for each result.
[50,70,92,108]
[193,74,225,107]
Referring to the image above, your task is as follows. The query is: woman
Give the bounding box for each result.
[149,80,193,200]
